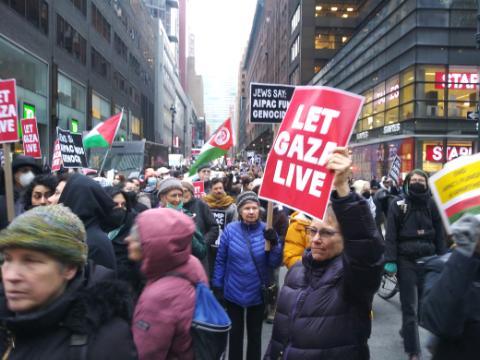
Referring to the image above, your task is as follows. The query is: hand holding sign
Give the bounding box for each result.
[326,147,352,197]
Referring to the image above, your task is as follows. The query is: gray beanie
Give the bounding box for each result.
[158,178,183,195]
[236,191,260,210]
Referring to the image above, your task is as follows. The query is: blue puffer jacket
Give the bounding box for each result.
[213,220,283,307]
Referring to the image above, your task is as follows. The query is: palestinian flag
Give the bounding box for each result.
[189,118,234,175]
[83,111,123,149]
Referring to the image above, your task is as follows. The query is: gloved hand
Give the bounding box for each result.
[452,214,480,257]
[384,262,397,275]
[264,228,278,247]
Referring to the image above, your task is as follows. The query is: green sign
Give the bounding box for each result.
[19,103,36,138]
[70,118,79,133]
[23,103,36,119]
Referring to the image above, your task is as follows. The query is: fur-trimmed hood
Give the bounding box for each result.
[0,262,132,337]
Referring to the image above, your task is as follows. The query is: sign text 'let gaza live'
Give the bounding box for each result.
[259,87,364,220]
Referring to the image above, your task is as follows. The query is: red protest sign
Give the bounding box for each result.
[0,79,19,143]
[21,117,42,159]
[193,180,205,198]
[51,139,63,172]
[259,86,364,220]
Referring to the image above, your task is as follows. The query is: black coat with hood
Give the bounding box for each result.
[59,174,117,270]
[385,170,446,262]
[0,262,138,360]
[183,197,219,247]
[264,192,384,360]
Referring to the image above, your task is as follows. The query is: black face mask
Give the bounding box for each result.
[409,182,426,194]
[102,207,127,232]
[362,191,371,199]
[124,191,137,205]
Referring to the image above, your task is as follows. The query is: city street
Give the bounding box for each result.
[261,268,431,360]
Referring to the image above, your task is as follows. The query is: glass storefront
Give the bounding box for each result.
[355,64,479,133]
[0,35,49,156]
[351,138,414,183]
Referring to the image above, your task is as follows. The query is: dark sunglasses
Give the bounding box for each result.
[305,226,339,238]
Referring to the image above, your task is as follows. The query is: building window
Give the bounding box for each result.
[91,91,111,124]
[56,15,86,64]
[70,0,86,16]
[113,71,128,95]
[4,0,49,34]
[290,36,300,62]
[131,115,141,136]
[129,54,141,76]
[91,3,111,43]
[114,33,128,62]
[58,73,85,112]
[291,5,300,33]
[91,47,110,78]
[315,3,358,18]
[314,31,350,50]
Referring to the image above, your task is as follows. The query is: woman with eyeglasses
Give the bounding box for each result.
[264,147,384,360]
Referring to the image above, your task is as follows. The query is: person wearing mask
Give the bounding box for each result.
[420,214,480,360]
[213,191,283,360]
[156,167,171,180]
[203,178,238,277]
[141,176,158,209]
[128,208,208,360]
[158,178,207,260]
[182,181,219,275]
[105,187,143,298]
[384,169,446,360]
[283,212,312,269]
[353,179,376,219]
[0,155,42,229]
[123,180,149,213]
[264,147,384,360]
[51,173,118,271]
[0,205,137,359]
[22,174,58,210]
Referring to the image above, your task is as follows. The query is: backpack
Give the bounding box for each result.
[164,272,231,360]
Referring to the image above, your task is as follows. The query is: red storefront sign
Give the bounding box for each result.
[425,145,472,162]
[435,72,479,89]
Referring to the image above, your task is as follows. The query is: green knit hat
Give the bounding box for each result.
[0,205,88,267]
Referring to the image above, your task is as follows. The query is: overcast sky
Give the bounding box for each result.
[188,0,257,130]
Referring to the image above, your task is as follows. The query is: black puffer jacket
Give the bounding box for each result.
[0,262,137,359]
[264,192,384,360]
[59,174,117,270]
[385,192,446,261]
[421,250,480,360]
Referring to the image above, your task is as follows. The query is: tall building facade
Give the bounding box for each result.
[236,0,290,155]
[311,0,480,179]
[0,0,156,163]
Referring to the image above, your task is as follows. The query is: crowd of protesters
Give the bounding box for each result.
[0,151,477,360]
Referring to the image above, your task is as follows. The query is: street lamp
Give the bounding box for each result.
[170,104,176,153]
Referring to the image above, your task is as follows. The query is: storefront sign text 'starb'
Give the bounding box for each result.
[0,79,19,143]
[57,127,88,168]
[250,83,295,124]
[425,145,472,163]
[259,86,364,220]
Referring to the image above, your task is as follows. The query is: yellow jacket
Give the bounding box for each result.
[283,212,312,269]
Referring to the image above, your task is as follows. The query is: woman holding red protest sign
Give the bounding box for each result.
[264,147,384,360]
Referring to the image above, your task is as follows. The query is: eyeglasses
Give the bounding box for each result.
[305,226,339,238]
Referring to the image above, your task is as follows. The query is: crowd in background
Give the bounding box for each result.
[0,153,477,360]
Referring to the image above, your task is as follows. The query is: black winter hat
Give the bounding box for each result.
[12,155,42,175]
